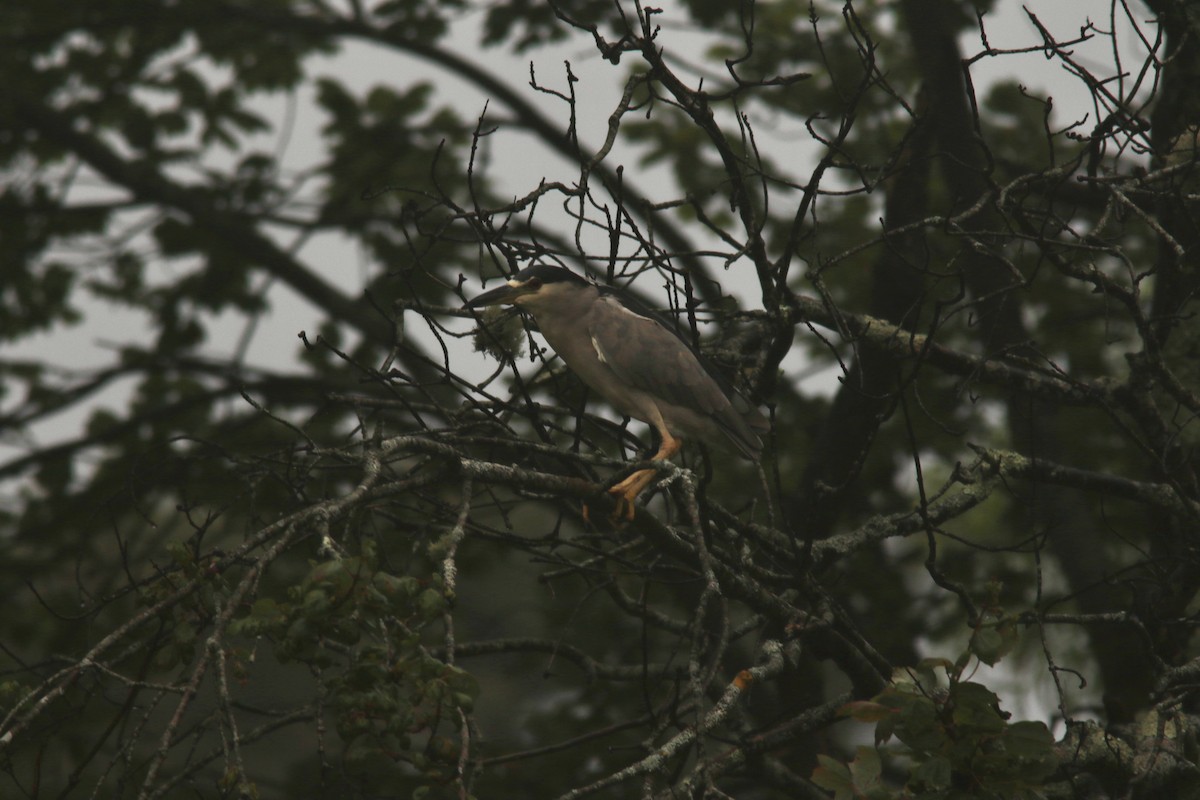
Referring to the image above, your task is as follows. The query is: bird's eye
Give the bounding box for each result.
[527,278,542,290]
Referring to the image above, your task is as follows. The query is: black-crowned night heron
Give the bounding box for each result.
[466,264,767,518]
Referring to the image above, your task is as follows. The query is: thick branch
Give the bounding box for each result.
[778,296,1117,407]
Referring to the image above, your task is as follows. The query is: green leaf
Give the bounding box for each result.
[1003,721,1058,779]
[1005,720,1053,752]
[950,682,1007,735]
[416,588,445,618]
[848,745,883,793]
[812,754,854,799]
[910,753,953,790]
[970,619,1018,666]
[302,588,331,615]
[879,689,944,753]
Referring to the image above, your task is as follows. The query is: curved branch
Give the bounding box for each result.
[12,94,396,347]
[779,296,1117,407]
[211,2,726,303]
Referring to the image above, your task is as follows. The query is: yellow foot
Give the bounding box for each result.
[606,488,637,522]
[605,467,662,521]
[581,494,635,524]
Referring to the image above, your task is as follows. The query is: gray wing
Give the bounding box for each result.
[587,294,762,457]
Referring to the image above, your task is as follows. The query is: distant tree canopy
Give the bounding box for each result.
[3,0,1200,797]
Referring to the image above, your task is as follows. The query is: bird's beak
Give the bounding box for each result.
[465,280,526,309]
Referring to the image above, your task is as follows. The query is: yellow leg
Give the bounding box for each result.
[607,432,682,520]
